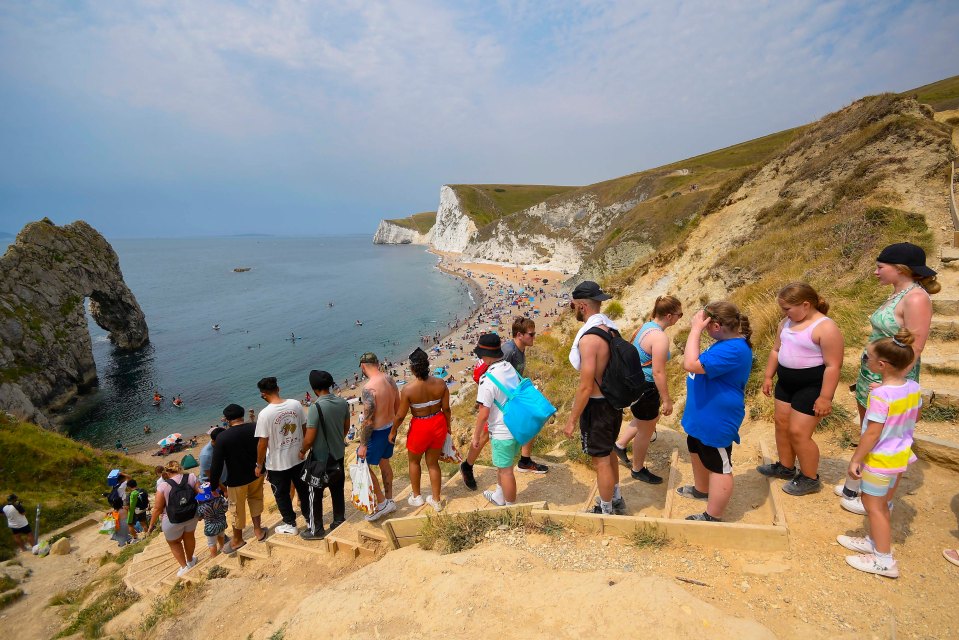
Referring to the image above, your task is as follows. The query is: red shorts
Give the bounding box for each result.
[407,412,448,454]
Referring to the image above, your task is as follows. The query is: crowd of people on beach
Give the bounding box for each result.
[8,242,948,581]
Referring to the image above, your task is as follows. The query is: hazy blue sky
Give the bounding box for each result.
[0,1,956,238]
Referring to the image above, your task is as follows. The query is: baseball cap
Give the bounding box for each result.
[222,403,244,421]
[473,333,504,358]
[571,280,612,301]
[359,352,379,365]
[876,242,936,277]
[309,369,334,391]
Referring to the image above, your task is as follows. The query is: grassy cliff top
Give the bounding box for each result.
[385,211,437,234]
[902,74,959,111]
[448,184,578,227]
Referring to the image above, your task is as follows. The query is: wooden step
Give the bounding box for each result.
[237,544,271,561]
[931,315,959,339]
[933,298,959,315]
[921,353,959,375]
[267,534,332,557]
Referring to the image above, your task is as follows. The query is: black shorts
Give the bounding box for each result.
[11,524,31,535]
[630,382,661,421]
[580,397,622,457]
[774,364,825,417]
[687,435,733,475]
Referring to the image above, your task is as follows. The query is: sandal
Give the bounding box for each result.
[255,528,269,542]
[221,540,246,556]
[650,430,658,443]
[944,549,959,567]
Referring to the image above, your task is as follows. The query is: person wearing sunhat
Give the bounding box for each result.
[564,280,627,516]
[471,333,526,505]
[836,242,939,513]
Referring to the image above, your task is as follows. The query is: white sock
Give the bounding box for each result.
[600,500,613,515]
[613,484,622,500]
[492,485,505,503]
[874,549,893,565]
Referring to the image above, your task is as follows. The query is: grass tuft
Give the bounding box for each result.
[420,510,528,554]
[923,404,959,423]
[138,581,198,634]
[628,525,670,549]
[54,575,138,639]
[207,565,230,579]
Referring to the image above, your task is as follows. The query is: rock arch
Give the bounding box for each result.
[0,218,149,427]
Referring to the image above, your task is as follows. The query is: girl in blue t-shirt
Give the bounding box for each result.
[678,301,753,522]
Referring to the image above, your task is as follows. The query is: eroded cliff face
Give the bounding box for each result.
[428,186,477,252]
[372,220,428,245]
[0,219,149,427]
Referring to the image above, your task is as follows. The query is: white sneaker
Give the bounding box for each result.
[840,496,867,515]
[186,556,197,568]
[426,496,443,512]
[837,535,874,553]
[483,490,505,506]
[176,565,191,578]
[845,553,899,578]
[275,523,298,535]
[834,484,858,498]
[408,494,425,507]
[365,499,397,522]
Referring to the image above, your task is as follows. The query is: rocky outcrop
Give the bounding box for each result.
[372,220,428,245]
[0,219,149,427]
[428,186,477,252]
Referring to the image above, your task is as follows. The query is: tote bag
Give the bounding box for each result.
[485,373,556,446]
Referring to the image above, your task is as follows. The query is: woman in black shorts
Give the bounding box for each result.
[757,283,844,496]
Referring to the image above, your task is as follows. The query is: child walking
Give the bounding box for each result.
[196,483,228,558]
[837,328,920,578]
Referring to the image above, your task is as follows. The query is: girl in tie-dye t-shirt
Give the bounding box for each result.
[836,329,920,579]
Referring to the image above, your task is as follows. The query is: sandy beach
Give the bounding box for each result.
[130,250,569,465]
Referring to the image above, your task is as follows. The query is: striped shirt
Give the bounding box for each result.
[862,380,921,473]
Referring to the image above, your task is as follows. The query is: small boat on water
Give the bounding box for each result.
[355,320,363,326]
[212,324,220,331]
[233,267,251,272]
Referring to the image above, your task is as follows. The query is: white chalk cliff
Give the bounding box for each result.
[427,186,477,253]
[372,220,428,245]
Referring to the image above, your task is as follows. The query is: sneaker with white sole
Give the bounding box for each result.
[186,556,197,568]
[483,490,506,506]
[837,535,874,553]
[176,565,191,578]
[426,496,443,512]
[274,523,299,535]
[594,496,627,515]
[840,495,867,516]
[834,483,858,498]
[365,499,397,522]
[845,553,899,578]
[407,494,425,507]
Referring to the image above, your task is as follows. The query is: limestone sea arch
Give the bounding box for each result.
[0,218,149,427]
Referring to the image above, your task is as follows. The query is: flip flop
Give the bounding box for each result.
[255,529,269,542]
[944,549,959,567]
[221,540,246,556]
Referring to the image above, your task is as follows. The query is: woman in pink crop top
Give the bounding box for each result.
[757,283,844,496]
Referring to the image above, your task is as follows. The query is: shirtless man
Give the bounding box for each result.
[356,352,400,521]
[564,281,625,515]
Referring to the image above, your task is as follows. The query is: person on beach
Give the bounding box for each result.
[210,403,266,554]
[836,243,938,513]
[613,295,684,485]
[836,328,921,579]
[564,281,625,516]
[299,370,350,540]
[146,460,200,577]
[473,333,524,505]
[255,377,310,536]
[390,348,451,511]
[195,483,228,558]
[757,283,844,495]
[677,302,753,522]
[357,353,401,521]
[3,495,35,552]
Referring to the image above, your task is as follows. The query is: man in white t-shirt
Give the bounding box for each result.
[254,377,308,536]
[3,495,35,551]
[472,334,523,506]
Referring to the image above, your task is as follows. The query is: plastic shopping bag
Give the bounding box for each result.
[99,516,116,534]
[439,433,463,464]
[349,459,377,515]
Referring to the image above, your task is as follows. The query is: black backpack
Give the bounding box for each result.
[584,327,646,410]
[164,476,198,524]
[135,490,149,513]
[106,485,123,511]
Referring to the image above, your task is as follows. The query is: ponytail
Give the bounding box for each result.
[651,295,682,320]
[704,301,752,349]
[778,282,829,315]
[872,328,916,370]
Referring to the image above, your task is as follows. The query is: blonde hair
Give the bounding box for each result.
[894,264,941,294]
[871,328,916,370]
[651,295,682,319]
[704,301,753,348]
[778,282,829,314]
[163,460,183,475]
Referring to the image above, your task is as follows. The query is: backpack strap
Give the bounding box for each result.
[583,327,614,388]
[309,399,330,459]
[483,371,515,413]
[634,324,662,368]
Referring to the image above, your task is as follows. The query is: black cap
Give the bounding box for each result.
[309,370,334,391]
[473,333,504,358]
[572,280,612,301]
[876,243,936,277]
[223,403,245,421]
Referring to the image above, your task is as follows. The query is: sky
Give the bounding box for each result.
[0,1,957,238]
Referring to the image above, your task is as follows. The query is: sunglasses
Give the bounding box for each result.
[525,331,536,337]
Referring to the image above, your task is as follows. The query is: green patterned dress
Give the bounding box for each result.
[855,283,923,407]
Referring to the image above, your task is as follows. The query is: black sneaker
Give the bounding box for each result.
[588,505,604,514]
[782,473,822,496]
[613,444,630,467]
[756,461,796,479]
[675,485,709,500]
[631,467,663,484]
[460,461,477,490]
[517,458,549,474]
[300,528,326,540]
[686,511,721,522]
[328,519,346,532]
[594,496,627,515]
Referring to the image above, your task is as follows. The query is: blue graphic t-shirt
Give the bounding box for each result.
[681,337,753,448]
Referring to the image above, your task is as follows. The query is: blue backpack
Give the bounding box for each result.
[484,372,556,445]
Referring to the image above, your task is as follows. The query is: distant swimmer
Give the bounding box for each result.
[172,395,183,407]
[328,301,334,307]
[355,320,363,326]
[213,324,220,331]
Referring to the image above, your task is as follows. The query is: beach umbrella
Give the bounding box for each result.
[157,432,183,447]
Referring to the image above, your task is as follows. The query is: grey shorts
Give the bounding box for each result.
[161,516,198,541]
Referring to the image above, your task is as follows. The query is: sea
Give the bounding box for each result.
[29,236,477,451]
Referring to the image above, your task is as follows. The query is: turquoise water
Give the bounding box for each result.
[61,236,476,449]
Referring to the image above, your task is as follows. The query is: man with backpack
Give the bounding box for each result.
[125,479,149,541]
[564,281,629,516]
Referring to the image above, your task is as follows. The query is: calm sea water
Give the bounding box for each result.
[56,236,476,450]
